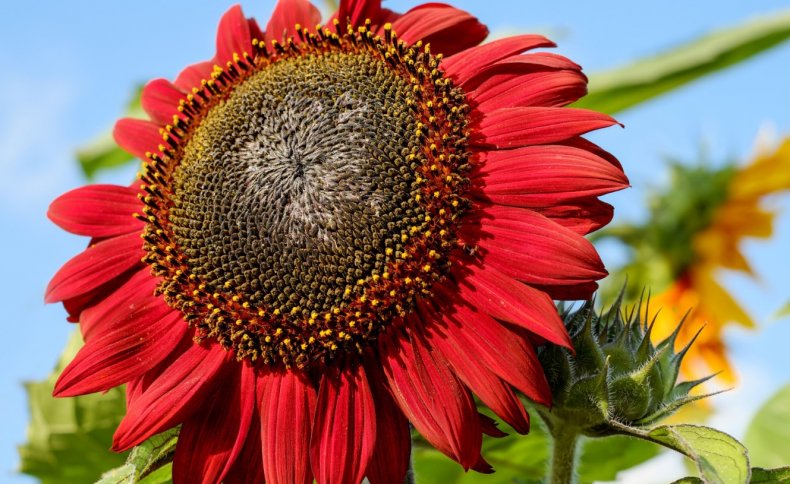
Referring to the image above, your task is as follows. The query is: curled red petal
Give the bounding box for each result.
[363,360,411,484]
[265,0,322,44]
[470,68,588,111]
[333,0,399,31]
[472,145,629,208]
[112,118,163,160]
[259,369,317,484]
[441,34,555,82]
[450,261,572,349]
[173,363,256,484]
[112,345,230,451]
[311,365,376,484]
[45,232,143,304]
[420,301,530,433]
[140,78,185,125]
[54,303,185,397]
[391,4,488,57]
[78,267,155,341]
[216,5,254,65]
[381,323,483,470]
[48,184,142,238]
[174,61,215,92]
[431,285,552,405]
[471,107,620,148]
[462,205,607,287]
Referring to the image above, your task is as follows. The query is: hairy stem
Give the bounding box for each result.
[549,424,580,484]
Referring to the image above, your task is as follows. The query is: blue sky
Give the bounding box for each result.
[1,1,789,482]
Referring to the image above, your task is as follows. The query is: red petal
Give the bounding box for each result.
[391,4,488,57]
[265,0,322,43]
[54,303,185,397]
[173,363,256,484]
[259,369,317,484]
[472,145,629,208]
[462,205,607,287]
[419,301,531,433]
[470,69,588,111]
[48,184,143,238]
[216,5,254,64]
[140,79,185,125]
[224,407,264,484]
[174,61,215,92]
[364,361,411,484]
[534,198,614,235]
[381,324,483,469]
[430,285,552,406]
[442,35,555,82]
[333,0,399,31]
[471,107,620,148]
[311,365,376,484]
[113,118,163,160]
[113,345,230,451]
[78,267,156,341]
[46,232,143,304]
[450,261,572,349]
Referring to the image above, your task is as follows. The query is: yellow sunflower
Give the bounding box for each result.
[606,136,790,383]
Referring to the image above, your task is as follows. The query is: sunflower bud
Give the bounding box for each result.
[537,294,714,436]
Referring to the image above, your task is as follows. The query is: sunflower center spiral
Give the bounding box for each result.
[171,52,423,315]
[139,25,471,368]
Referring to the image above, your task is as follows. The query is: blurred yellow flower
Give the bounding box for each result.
[649,137,790,382]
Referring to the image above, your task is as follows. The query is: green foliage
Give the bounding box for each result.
[750,467,790,483]
[18,331,128,483]
[647,425,750,484]
[77,87,143,179]
[95,429,178,484]
[413,417,658,483]
[744,384,790,468]
[575,10,790,114]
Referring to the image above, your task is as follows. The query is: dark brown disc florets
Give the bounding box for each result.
[137,22,472,369]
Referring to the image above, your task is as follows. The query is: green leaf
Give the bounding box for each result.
[412,419,549,483]
[777,300,790,319]
[412,416,658,483]
[673,478,705,484]
[575,10,790,114]
[576,435,660,482]
[18,331,129,484]
[97,429,179,484]
[750,467,790,483]
[744,384,790,468]
[647,424,750,484]
[77,86,144,179]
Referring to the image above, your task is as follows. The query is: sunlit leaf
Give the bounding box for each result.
[77,87,143,179]
[18,331,128,483]
[96,429,178,484]
[744,384,790,469]
[575,10,790,114]
[646,424,750,484]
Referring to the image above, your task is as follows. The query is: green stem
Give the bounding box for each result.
[549,425,580,484]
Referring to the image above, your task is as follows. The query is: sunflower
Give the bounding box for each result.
[45,0,626,482]
[608,137,790,383]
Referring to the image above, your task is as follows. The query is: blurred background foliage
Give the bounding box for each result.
[17,4,790,484]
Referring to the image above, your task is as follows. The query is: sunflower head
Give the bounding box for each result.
[538,293,715,436]
[45,0,628,481]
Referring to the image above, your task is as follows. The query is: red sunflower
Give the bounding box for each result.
[46,0,628,482]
